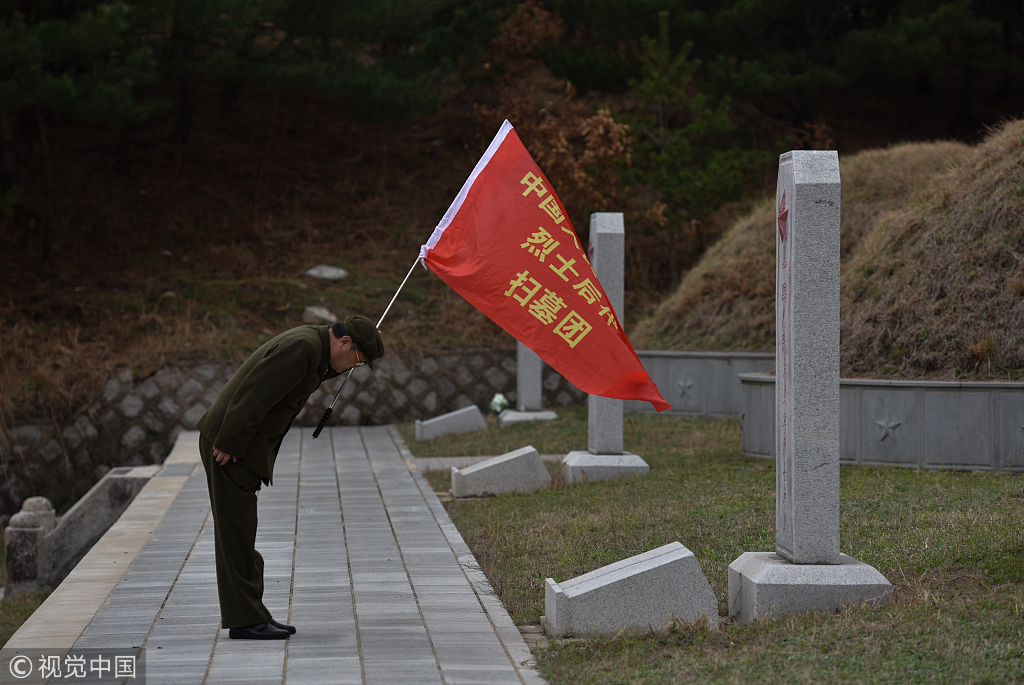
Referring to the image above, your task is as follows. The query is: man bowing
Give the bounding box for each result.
[197,316,384,639]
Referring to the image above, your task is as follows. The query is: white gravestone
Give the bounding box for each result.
[450,445,551,498]
[728,151,891,622]
[544,542,717,637]
[497,408,558,428]
[560,213,649,483]
[414,405,487,441]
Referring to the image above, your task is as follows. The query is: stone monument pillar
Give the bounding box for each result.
[774,150,841,565]
[516,343,543,411]
[728,151,891,622]
[496,343,559,427]
[560,213,649,482]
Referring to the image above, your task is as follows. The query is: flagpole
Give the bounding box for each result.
[377,257,420,329]
[313,255,421,438]
[311,367,354,438]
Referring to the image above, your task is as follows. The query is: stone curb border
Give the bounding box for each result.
[392,427,546,685]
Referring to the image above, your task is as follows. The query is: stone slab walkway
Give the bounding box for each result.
[5,427,545,685]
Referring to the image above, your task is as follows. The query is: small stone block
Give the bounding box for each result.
[302,305,338,324]
[304,264,349,280]
[559,451,649,483]
[544,542,717,637]
[496,410,558,428]
[414,405,487,441]
[451,445,551,498]
[728,552,892,624]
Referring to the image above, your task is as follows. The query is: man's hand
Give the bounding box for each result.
[213,447,237,466]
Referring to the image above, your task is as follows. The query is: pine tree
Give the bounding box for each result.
[0,1,159,256]
[626,11,774,285]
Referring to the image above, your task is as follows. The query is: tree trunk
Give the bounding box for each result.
[219,80,243,112]
[169,69,195,144]
[953,65,976,129]
[169,29,196,145]
[849,0,864,30]
[915,71,933,94]
[113,122,135,175]
[994,12,1015,103]
[0,110,15,194]
[35,109,52,262]
[220,33,255,113]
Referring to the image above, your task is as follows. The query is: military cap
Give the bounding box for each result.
[345,315,385,370]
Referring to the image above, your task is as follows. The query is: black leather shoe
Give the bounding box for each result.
[269,618,296,634]
[228,622,290,640]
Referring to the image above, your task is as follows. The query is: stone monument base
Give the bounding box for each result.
[497,409,558,428]
[728,552,892,624]
[559,451,649,484]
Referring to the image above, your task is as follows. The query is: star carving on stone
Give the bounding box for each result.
[677,379,694,397]
[777,190,789,241]
[876,415,901,442]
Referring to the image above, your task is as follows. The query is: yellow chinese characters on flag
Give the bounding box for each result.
[419,120,670,412]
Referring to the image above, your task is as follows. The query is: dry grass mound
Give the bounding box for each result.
[841,120,1024,380]
[630,139,972,353]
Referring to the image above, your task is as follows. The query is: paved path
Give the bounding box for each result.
[5,427,544,685]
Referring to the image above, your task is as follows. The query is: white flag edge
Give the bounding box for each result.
[418,119,514,261]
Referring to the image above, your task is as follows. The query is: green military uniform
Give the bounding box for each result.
[197,325,339,628]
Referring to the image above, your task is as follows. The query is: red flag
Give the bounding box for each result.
[419,120,669,412]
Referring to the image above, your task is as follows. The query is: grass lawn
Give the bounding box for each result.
[397,407,1024,684]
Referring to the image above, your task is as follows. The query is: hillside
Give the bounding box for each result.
[631,122,1024,381]
[0,88,516,425]
[840,120,1024,380]
[630,139,971,351]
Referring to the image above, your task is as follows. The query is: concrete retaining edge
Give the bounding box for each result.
[627,351,775,416]
[740,372,1024,471]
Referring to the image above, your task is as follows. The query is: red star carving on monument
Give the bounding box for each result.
[777,190,789,241]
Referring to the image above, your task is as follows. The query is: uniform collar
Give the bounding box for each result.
[318,326,341,381]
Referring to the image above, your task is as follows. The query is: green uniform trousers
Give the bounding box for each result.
[199,434,273,629]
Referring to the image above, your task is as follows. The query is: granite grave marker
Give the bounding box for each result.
[560,213,649,483]
[728,151,891,622]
